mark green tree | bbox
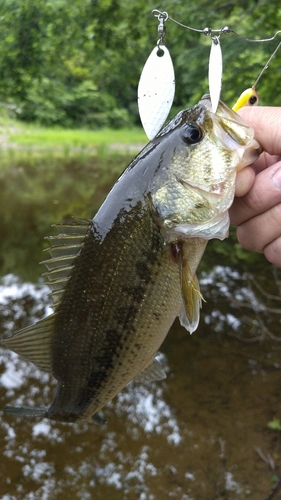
[0,0,280,127]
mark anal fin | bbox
[91,413,107,424]
[134,356,166,383]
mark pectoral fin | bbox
[179,252,204,334]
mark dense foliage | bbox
[0,0,281,127]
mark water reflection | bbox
[201,265,281,341]
[0,273,52,334]
[1,267,281,499]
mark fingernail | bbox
[271,167,281,190]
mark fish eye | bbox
[181,123,203,144]
[249,95,258,105]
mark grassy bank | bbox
[0,119,147,157]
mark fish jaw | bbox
[201,94,262,168]
[197,95,261,170]
[169,212,230,241]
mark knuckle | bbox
[236,224,262,253]
[264,237,281,267]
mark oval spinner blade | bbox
[138,45,175,140]
[208,38,222,114]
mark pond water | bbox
[1,264,281,500]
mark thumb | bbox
[239,106,281,156]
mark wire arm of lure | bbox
[152,9,212,34]
[232,29,281,43]
[152,9,281,43]
[253,39,281,87]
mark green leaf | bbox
[267,418,281,431]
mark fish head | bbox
[151,94,261,242]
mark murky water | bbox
[1,266,281,500]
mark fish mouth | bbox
[200,94,262,166]
[176,174,228,197]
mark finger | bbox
[250,152,281,174]
[230,162,281,226]
[264,236,281,268]
[234,166,255,197]
[238,106,281,156]
[236,202,281,253]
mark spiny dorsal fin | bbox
[4,314,56,372]
[41,218,91,307]
[134,356,166,383]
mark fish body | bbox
[4,96,260,422]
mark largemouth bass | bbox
[4,96,260,422]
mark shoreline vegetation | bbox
[0,117,147,157]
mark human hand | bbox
[229,106,281,267]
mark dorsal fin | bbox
[41,218,90,307]
[4,314,56,372]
